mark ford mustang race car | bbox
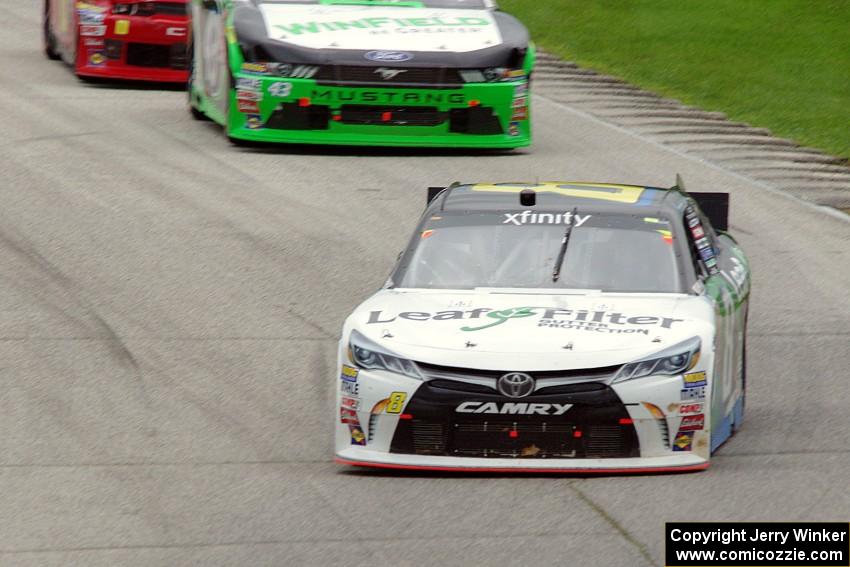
[335,180,751,473]
[188,0,533,147]
[44,0,190,82]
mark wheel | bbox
[43,1,61,60]
[187,45,209,121]
[732,325,747,433]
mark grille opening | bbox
[340,105,445,127]
[126,42,187,69]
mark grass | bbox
[501,0,850,160]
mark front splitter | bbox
[336,448,709,474]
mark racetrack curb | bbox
[533,51,850,215]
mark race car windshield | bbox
[263,0,489,7]
[395,213,682,292]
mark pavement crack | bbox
[570,484,654,566]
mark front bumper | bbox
[335,364,712,473]
[75,14,189,82]
[225,75,531,148]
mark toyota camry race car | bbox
[44,0,190,82]
[335,180,751,473]
[188,0,533,147]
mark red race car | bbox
[44,0,189,82]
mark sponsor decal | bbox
[508,121,520,136]
[245,115,264,129]
[514,82,528,96]
[76,1,105,11]
[365,51,413,63]
[77,0,106,23]
[678,413,705,432]
[371,399,389,415]
[683,371,707,388]
[672,431,694,451]
[349,423,366,446]
[512,96,528,108]
[691,225,705,239]
[695,237,710,250]
[88,51,105,66]
[236,77,262,91]
[311,89,465,105]
[114,20,130,35]
[259,5,500,53]
[339,407,359,424]
[237,100,260,114]
[166,27,187,37]
[268,81,293,98]
[340,365,359,383]
[699,247,715,262]
[241,62,270,75]
[341,396,360,410]
[78,11,105,24]
[84,38,104,48]
[367,307,684,333]
[275,18,490,39]
[80,24,106,37]
[456,401,573,416]
[237,89,262,102]
[340,381,359,396]
[511,107,528,121]
[681,386,706,401]
[680,387,706,401]
[502,210,591,227]
[521,444,542,457]
[679,402,704,415]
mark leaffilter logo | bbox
[461,307,541,332]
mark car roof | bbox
[434,182,689,216]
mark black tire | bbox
[187,44,209,121]
[43,1,61,61]
[733,324,747,433]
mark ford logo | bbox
[365,50,413,63]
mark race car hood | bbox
[233,3,529,68]
[346,289,715,371]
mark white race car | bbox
[335,180,750,473]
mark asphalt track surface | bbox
[1,3,849,566]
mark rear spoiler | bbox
[672,174,729,232]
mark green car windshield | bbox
[394,212,683,293]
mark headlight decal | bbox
[613,336,701,383]
[349,330,423,380]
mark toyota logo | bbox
[497,372,535,398]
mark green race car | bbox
[188,0,534,148]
